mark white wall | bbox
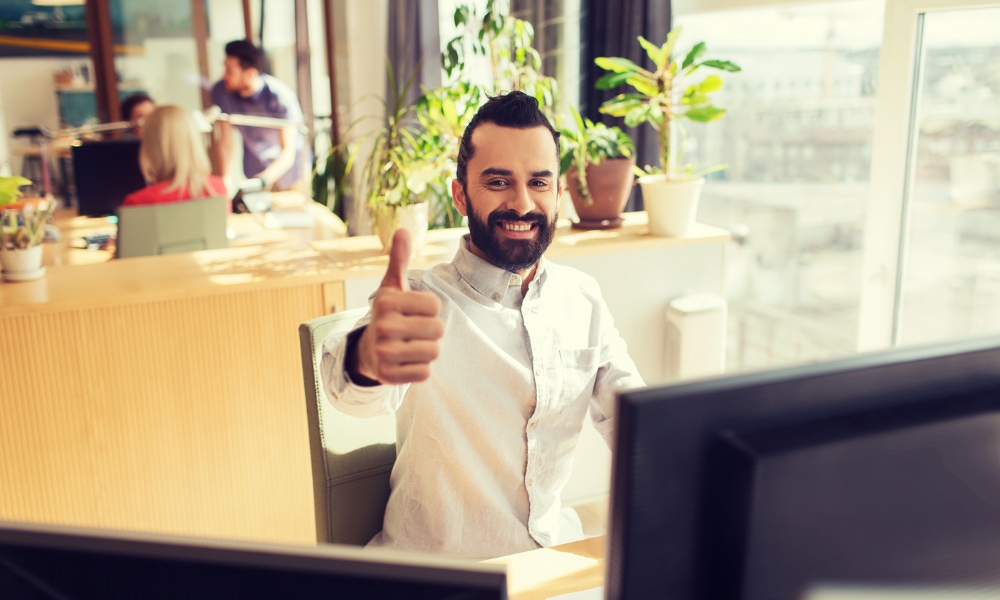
[344,0,388,235]
[0,57,86,174]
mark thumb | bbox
[381,228,412,292]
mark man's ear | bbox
[452,179,469,217]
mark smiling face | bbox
[452,123,562,276]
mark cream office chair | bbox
[115,196,228,258]
[298,308,397,545]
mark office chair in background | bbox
[116,196,229,258]
[298,308,397,545]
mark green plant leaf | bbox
[623,105,650,127]
[662,27,682,61]
[559,151,574,176]
[684,106,727,122]
[699,59,741,72]
[571,105,586,136]
[595,56,642,74]
[693,74,723,93]
[595,71,632,90]
[598,93,644,117]
[681,42,706,70]
[681,93,711,106]
[638,35,668,69]
[625,75,659,96]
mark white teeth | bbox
[502,222,532,232]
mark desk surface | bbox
[310,211,731,280]
[3,212,728,317]
[488,536,605,600]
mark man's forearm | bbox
[213,123,234,177]
[256,144,297,186]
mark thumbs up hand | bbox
[352,228,444,385]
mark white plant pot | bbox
[376,202,429,255]
[638,175,705,237]
[0,244,45,282]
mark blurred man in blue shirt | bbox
[211,40,308,191]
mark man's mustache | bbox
[487,210,547,227]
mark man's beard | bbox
[467,202,557,272]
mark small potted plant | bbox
[360,64,445,254]
[0,176,54,281]
[595,27,740,236]
[560,106,636,229]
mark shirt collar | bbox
[453,234,549,303]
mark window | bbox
[674,0,885,370]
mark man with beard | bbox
[320,91,643,558]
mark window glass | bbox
[674,0,884,371]
[112,0,203,113]
[898,7,1000,345]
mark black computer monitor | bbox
[607,335,1000,600]
[71,139,147,217]
[0,521,506,600]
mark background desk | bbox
[1,215,727,545]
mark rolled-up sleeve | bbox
[319,318,410,419]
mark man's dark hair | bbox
[225,40,265,72]
[120,93,153,122]
[456,91,560,190]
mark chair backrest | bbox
[298,308,396,545]
[116,196,229,258]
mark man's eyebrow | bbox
[531,170,555,178]
[480,168,513,177]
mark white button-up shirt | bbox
[320,235,644,558]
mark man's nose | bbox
[507,183,535,216]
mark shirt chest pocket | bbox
[557,347,600,406]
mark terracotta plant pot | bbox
[565,156,636,230]
[375,202,429,255]
[638,175,705,237]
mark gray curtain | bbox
[582,0,670,211]
[386,0,441,112]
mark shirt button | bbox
[534,367,542,377]
[527,478,534,486]
[529,422,537,431]
[510,276,518,284]
[492,293,501,302]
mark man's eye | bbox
[488,180,508,187]
[531,180,550,187]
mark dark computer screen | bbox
[607,335,1000,600]
[0,521,507,600]
[71,139,146,217]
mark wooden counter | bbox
[1,213,728,546]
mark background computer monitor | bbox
[0,521,506,599]
[607,335,1000,600]
[71,139,146,217]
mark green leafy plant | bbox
[358,62,447,228]
[312,137,358,221]
[595,27,740,180]
[415,82,485,229]
[443,0,558,117]
[559,107,635,206]
[0,176,55,249]
[0,175,31,208]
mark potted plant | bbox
[595,27,740,236]
[0,176,54,281]
[560,107,636,229]
[360,64,446,254]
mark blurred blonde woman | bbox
[122,105,228,208]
